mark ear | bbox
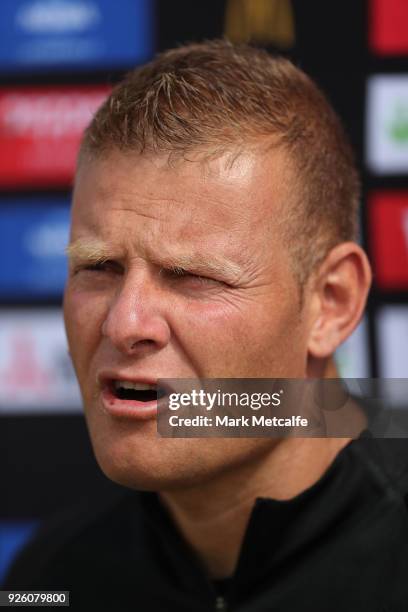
[306,242,372,360]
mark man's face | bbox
[63,148,313,490]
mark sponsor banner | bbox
[377,306,408,379]
[335,317,370,378]
[0,86,110,187]
[0,0,153,73]
[377,306,408,407]
[369,192,408,289]
[366,75,408,175]
[0,521,39,584]
[370,0,408,55]
[0,310,82,413]
[0,199,70,299]
[224,0,295,48]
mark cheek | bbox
[63,286,108,370]
[169,295,302,376]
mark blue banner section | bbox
[0,521,39,585]
[0,199,70,299]
[0,0,153,73]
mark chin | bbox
[86,411,276,492]
[95,455,222,493]
[96,461,176,492]
[89,434,209,492]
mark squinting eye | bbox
[160,267,216,285]
[74,260,122,274]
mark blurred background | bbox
[1,0,407,583]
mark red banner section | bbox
[0,309,82,413]
[0,86,110,188]
[369,192,408,289]
[370,0,408,55]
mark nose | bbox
[101,271,171,357]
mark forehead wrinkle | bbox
[111,207,163,223]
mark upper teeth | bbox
[114,381,156,391]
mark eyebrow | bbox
[65,238,243,282]
[65,238,115,263]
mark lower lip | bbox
[100,385,160,420]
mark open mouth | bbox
[111,381,167,403]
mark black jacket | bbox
[4,436,408,611]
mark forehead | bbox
[71,148,292,262]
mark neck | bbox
[159,436,351,579]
